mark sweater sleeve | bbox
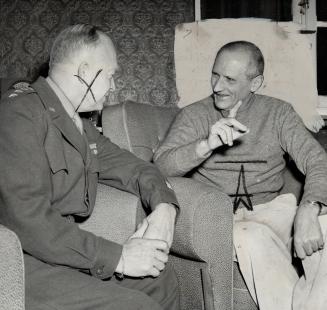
[278,103,327,206]
[153,108,210,176]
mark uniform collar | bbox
[46,76,77,120]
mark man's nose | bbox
[213,77,224,92]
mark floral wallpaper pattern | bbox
[0,0,194,105]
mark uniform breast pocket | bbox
[44,130,68,174]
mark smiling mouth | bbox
[214,93,230,99]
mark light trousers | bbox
[234,193,327,310]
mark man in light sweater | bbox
[154,41,327,310]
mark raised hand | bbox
[209,100,248,148]
[208,117,248,148]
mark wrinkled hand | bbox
[116,237,169,277]
[294,203,324,259]
[208,100,249,149]
[115,204,176,277]
[141,203,177,249]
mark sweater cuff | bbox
[90,237,122,280]
[300,192,327,210]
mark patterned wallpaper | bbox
[0,0,194,105]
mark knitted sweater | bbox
[154,94,327,207]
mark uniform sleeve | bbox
[0,101,122,280]
[153,108,210,176]
[278,103,327,206]
[86,122,179,211]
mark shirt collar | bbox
[46,77,77,119]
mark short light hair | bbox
[216,41,265,79]
[49,24,103,70]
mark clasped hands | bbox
[115,203,176,278]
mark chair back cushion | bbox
[102,101,179,161]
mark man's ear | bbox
[250,75,264,93]
[77,61,89,81]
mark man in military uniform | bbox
[0,24,180,310]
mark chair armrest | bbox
[168,177,234,310]
[79,183,142,244]
[0,224,25,310]
[82,180,234,261]
[168,177,233,261]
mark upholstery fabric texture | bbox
[79,183,141,244]
[0,225,25,310]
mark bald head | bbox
[215,41,264,79]
[49,24,116,73]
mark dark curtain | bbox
[202,0,292,21]
[317,27,327,95]
[317,0,327,21]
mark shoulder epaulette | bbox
[6,81,35,99]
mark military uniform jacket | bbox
[0,77,178,279]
